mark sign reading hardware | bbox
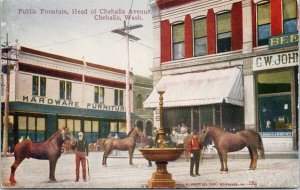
[253,51,298,71]
[269,33,298,49]
[22,96,125,112]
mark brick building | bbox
[145,0,299,151]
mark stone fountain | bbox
[139,89,184,188]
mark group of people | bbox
[58,126,202,181]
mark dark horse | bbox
[200,125,265,173]
[9,127,71,184]
[102,127,144,166]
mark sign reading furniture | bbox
[253,51,298,71]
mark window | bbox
[194,18,207,56]
[66,81,72,99]
[110,122,118,132]
[18,116,46,142]
[60,81,72,99]
[94,87,99,103]
[136,94,143,109]
[32,76,46,96]
[114,89,124,106]
[114,89,119,106]
[119,122,126,133]
[217,12,231,53]
[40,77,46,96]
[172,23,185,60]
[58,118,81,137]
[283,0,297,34]
[257,70,292,133]
[257,71,291,94]
[32,76,39,96]
[257,3,270,46]
[119,90,123,106]
[60,81,65,99]
[94,86,105,104]
[84,120,99,143]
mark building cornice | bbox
[152,46,299,74]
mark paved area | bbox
[1,151,299,188]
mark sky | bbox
[1,0,154,76]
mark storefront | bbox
[1,99,128,151]
[253,50,298,150]
[145,67,244,133]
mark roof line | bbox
[20,46,133,75]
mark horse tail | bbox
[257,133,265,159]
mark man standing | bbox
[146,136,155,167]
[189,133,202,177]
[73,132,89,182]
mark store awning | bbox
[144,67,243,108]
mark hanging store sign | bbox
[22,96,125,112]
[253,51,298,71]
[269,33,298,49]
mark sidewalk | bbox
[108,148,299,159]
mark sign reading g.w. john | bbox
[253,51,298,71]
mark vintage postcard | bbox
[0,0,299,189]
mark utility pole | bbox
[1,34,20,156]
[111,21,143,134]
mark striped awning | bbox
[144,67,243,108]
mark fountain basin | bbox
[139,148,184,162]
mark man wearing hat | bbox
[73,131,89,182]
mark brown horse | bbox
[200,125,265,173]
[102,127,144,166]
[9,127,71,184]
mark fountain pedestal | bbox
[148,161,175,188]
[139,148,184,188]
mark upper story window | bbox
[283,0,297,34]
[114,89,124,106]
[257,2,270,46]
[172,23,185,60]
[217,12,232,53]
[94,86,104,104]
[194,18,207,56]
[136,94,143,109]
[60,80,72,99]
[32,76,46,96]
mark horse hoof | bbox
[10,179,16,185]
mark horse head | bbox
[200,125,213,148]
[62,127,71,141]
[128,127,144,141]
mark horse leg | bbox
[217,151,224,172]
[251,149,259,170]
[102,151,106,165]
[247,146,254,170]
[9,157,24,184]
[129,149,133,165]
[223,153,228,173]
[49,159,58,181]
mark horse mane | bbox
[208,125,225,132]
[126,127,136,137]
[46,129,63,141]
